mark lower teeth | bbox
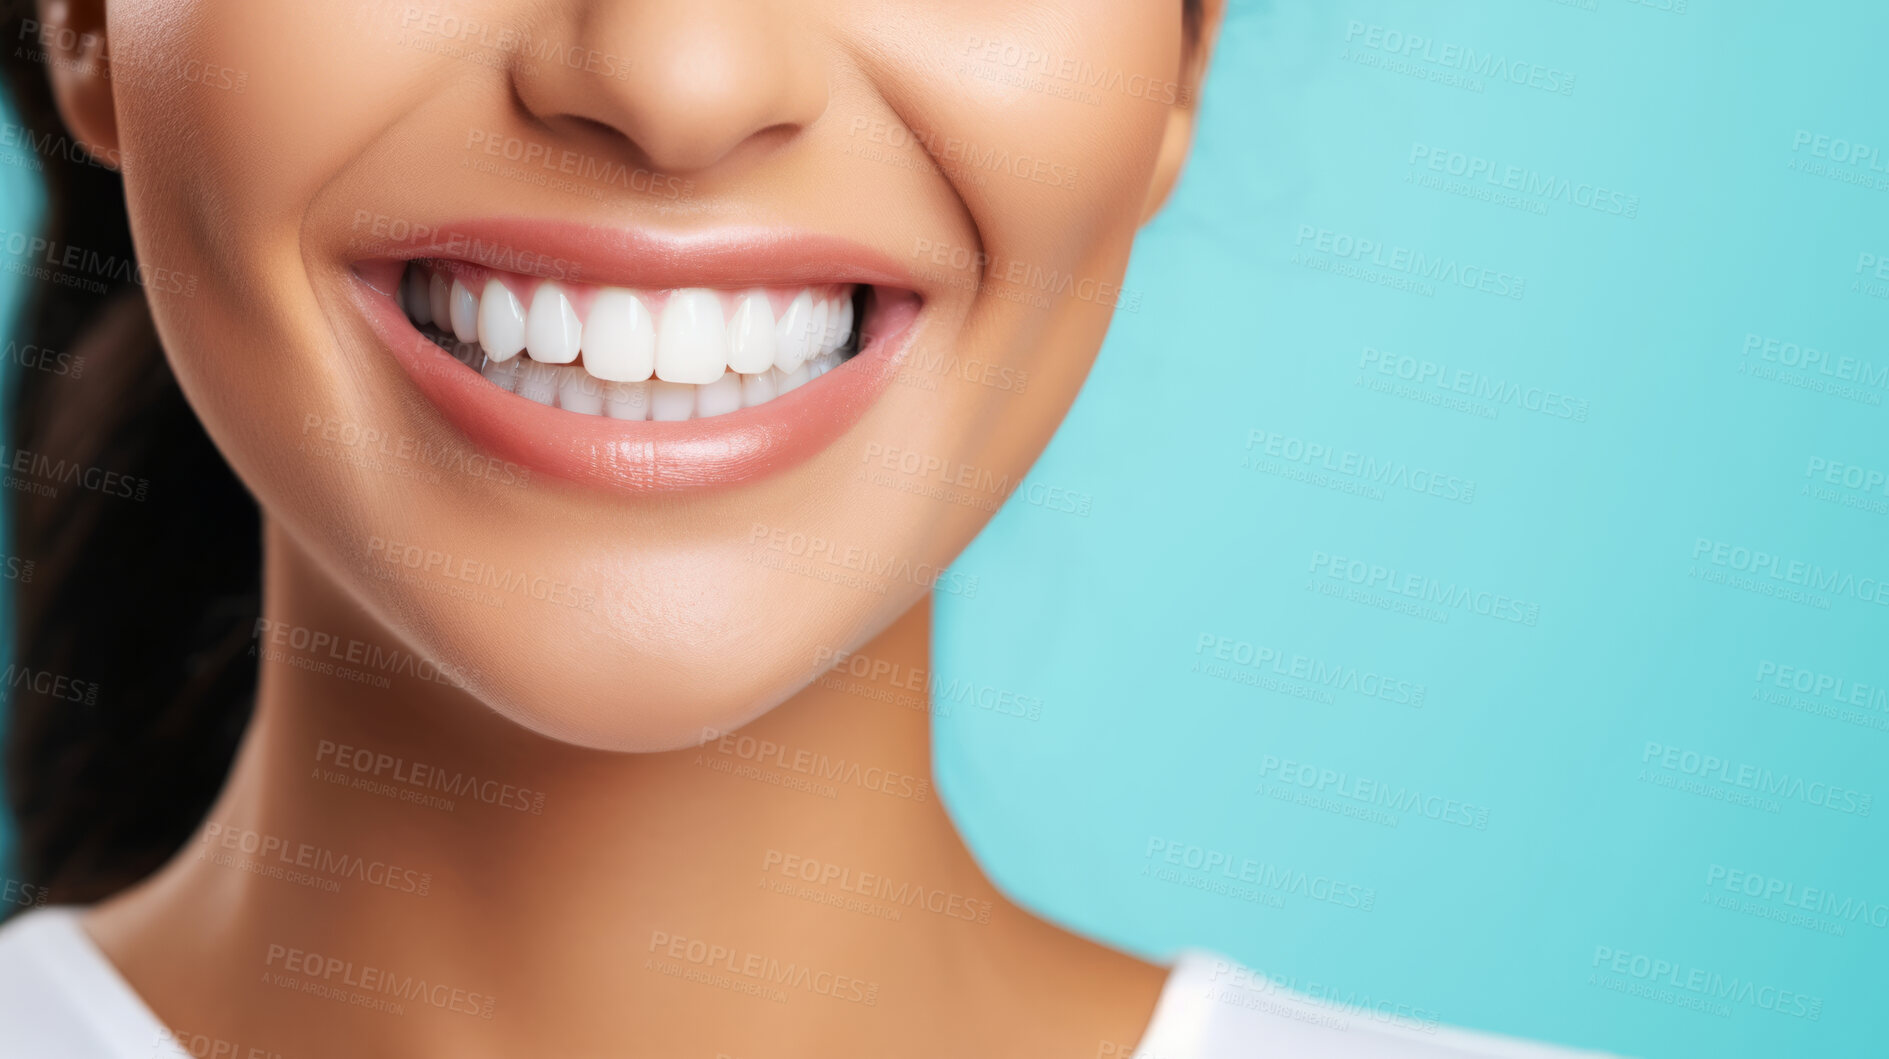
[421,326,854,421]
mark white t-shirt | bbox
[0,908,1620,1058]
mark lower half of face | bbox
[110,0,1182,749]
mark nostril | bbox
[567,115,623,141]
[502,5,828,179]
[740,123,805,156]
[528,112,797,180]
[532,112,657,164]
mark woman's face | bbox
[55,0,1203,749]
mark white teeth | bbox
[580,289,656,382]
[449,278,480,343]
[603,380,651,420]
[405,268,433,326]
[656,288,728,384]
[807,300,831,362]
[820,297,846,351]
[832,298,854,352]
[406,270,866,421]
[726,290,777,375]
[740,370,776,408]
[526,283,582,365]
[477,279,527,363]
[648,380,697,421]
[557,367,604,414]
[773,290,816,373]
[695,372,743,418]
[428,273,451,329]
[516,359,560,406]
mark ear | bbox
[1139,0,1224,225]
[36,0,121,169]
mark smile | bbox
[400,263,866,421]
[354,221,925,492]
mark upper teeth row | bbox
[400,264,856,385]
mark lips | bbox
[351,222,923,492]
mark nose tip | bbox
[512,4,828,176]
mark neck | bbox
[89,521,1164,1058]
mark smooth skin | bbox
[37,0,1222,1054]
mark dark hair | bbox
[1,8,260,906]
[0,0,1207,906]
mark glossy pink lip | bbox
[350,222,922,493]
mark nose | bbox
[511,0,829,175]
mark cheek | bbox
[925,3,1179,241]
[116,0,430,172]
[108,2,447,482]
[899,4,1178,358]
[793,7,1184,584]
[113,1,433,296]
[884,105,1170,503]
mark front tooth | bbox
[557,367,604,414]
[404,267,433,326]
[449,279,480,343]
[526,283,582,364]
[740,370,776,408]
[480,357,520,392]
[428,273,451,329]
[726,291,777,374]
[603,380,651,420]
[477,278,527,363]
[581,289,655,382]
[656,289,728,384]
[649,380,697,421]
[773,290,816,373]
[695,373,742,418]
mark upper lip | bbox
[351,217,924,294]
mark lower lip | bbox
[355,277,915,493]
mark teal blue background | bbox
[5,3,1886,1056]
[932,2,1887,1058]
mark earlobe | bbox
[37,0,122,170]
[1138,0,1226,225]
